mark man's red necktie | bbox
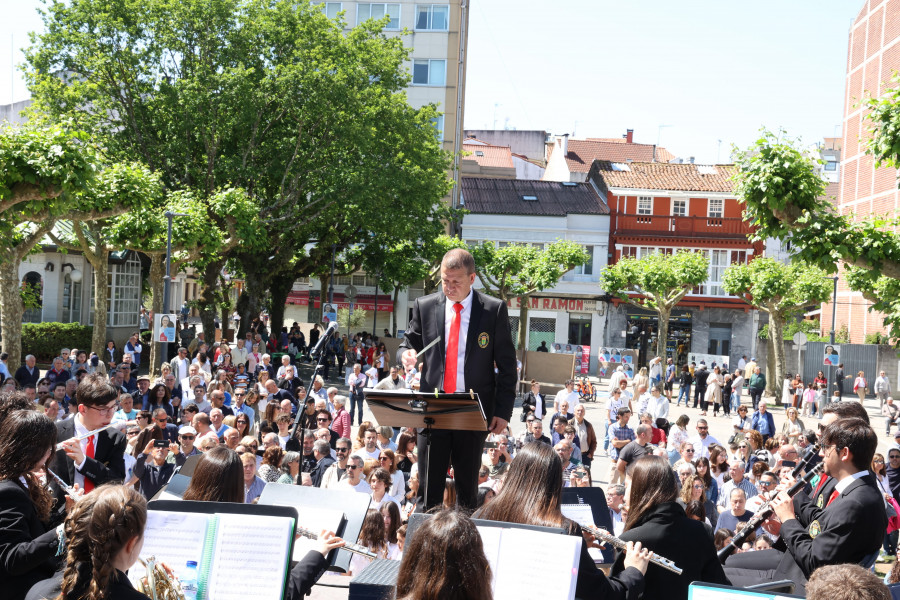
[826,490,839,507]
[444,303,463,392]
[83,435,95,493]
[813,474,829,498]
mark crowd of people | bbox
[2,318,899,600]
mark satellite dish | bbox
[792,332,808,346]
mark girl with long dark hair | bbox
[182,446,244,504]
[611,456,729,600]
[473,442,649,599]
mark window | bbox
[62,271,82,324]
[708,198,724,218]
[357,3,400,29]
[89,254,141,327]
[352,274,366,286]
[574,246,594,275]
[412,59,447,85]
[320,2,342,19]
[824,161,838,171]
[415,4,449,30]
[22,271,43,324]
[637,196,652,215]
[522,195,538,201]
[335,276,352,286]
[672,199,687,217]
[707,249,729,296]
[430,115,444,141]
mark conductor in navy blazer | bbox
[398,248,517,510]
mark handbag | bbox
[887,497,900,534]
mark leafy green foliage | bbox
[757,320,827,342]
[22,322,92,362]
[20,280,42,311]
[471,240,589,301]
[600,250,709,358]
[338,307,368,330]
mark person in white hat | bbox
[169,424,202,467]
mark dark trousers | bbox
[417,427,488,511]
[750,388,764,410]
[349,394,365,426]
[694,387,705,408]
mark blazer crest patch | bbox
[809,520,821,539]
[477,332,489,348]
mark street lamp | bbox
[825,276,839,404]
[162,212,189,365]
[328,244,336,306]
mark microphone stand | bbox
[289,325,338,473]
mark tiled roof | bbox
[590,161,737,193]
[460,177,609,216]
[462,141,514,169]
[553,139,676,172]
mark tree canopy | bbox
[25,0,453,337]
[600,251,709,359]
[722,257,832,392]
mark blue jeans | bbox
[676,385,691,405]
[731,392,741,412]
[349,394,365,426]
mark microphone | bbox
[310,321,338,357]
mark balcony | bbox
[615,214,753,239]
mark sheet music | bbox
[476,526,503,592]
[206,513,294,600]
[484,527,581,600]
[560,503,595,528]
[292,507,345,561]
[132,511,209,578]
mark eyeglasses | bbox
[87,404,118,416]
[874,459,885,464]
[890,455,900,460]
[684,449,695,453]
[336,447,349,453]
[692,484,704,490]
[697,426,708,431]
[316,417,329,422]
[180,435,195,440]
[822,444,838,455]
[759,480,775,487]
[738,445,748,449]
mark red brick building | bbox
[588,161,762,366]
[825,0,900,342]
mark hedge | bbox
[22,322,93,362]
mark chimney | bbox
[689,156,695,164]
[625,129,634,144]
[559,134,569,156]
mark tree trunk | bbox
[0,259,25,370]
[769,309,787,400]
[392,285,401,336]
[518,297,529,352]
[656,304,671,361]
[90,252,110,357]
[765,320,777,396]
[196,261,223,340]
[147,254,165,376]
[268,274,294,337]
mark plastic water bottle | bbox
[181,561,198,600]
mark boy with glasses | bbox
[49,374,127,503]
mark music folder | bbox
[364,389,487,431]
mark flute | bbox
[295,526,377,559]
[579,524,682,575]
[717,461,824,563]
[56,424,114,450]
[46,467,80,500]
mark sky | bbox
[2,1,864,164]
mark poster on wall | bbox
[597,347,637,380]
[550,342,590,374]
[322,303,338,325]
[687,353,730,370]
[823,344,840,366]
[154,314,177,343]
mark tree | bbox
[0,123,148,368]
[600,251,710,360]
[733,129,900,340]
[722,258,832,394]
[469,241,589,350]
[25,0,452,339]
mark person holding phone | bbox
[127,438,176,500]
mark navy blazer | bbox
[397,289,517,423]
[0,480,60,600]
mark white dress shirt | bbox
[72,414,98,490]
[443,289,473,393]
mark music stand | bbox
[365,389,487,508]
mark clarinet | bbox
[579,524,683,574]
[717,461,824,563]
[295,526,377,559]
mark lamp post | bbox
[162,212,189,365]
[825,276,839,407]
[372,269,381,334]
[328,244,336,306]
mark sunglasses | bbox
[336,447,349,453]
[316,418,329,422]
[697,426,708,430]
[379,457,391,461]
[684,449,695,453]
[346,465,358,470]
[180,435,195,440]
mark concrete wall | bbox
[463,129,548,160]
[0,100,32,125]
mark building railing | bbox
[616,214,753,238]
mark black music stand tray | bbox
[365,389,487,508]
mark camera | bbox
[153,439,169,448]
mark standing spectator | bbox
[875,371,892,407]
[853,371,869,404]
[241,451,266,503]
[554,380,579,414]
[834,363,845,399]
[338,456,372,494]
[648,356,663,387]
[549,399,574,427]
[525,420,551,445]
[616,424,653,479]
[347,363,368,426]
[645,386,670,433]
[521,380,547,423]
[730,369,744,414]
[128,438,176,500]
[14,354,40,389]
[748,366,766,411]
[715,488,752,531]
[321,438,352,489]
[607,484,627,536]
[667,415,691,465]
[331,395,352,439]
[570,404,597,470]
[676,365,692,407]
[750,401,776,443]
[717,461,757,512]
[124,332,143,369]
[704,366,723,417]
[607,407,635,485]
[688,418,719,459]
[693,363,709,410]
[664,358,676,401]
[310,440,336,487]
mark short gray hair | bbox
[313,440,330,455]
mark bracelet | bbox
[55,524,66,557]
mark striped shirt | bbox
[608,423,635,461]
